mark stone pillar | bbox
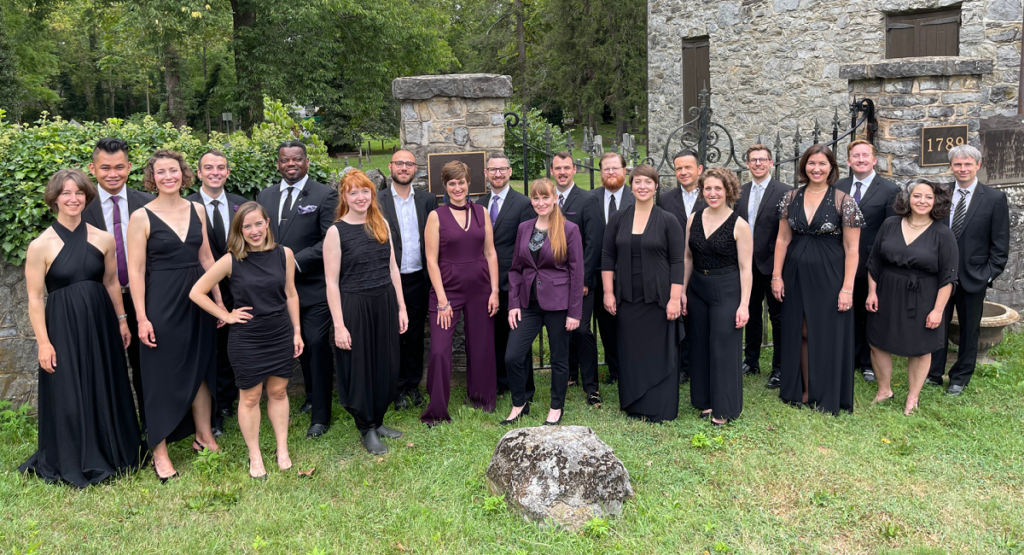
[0,259,37,408]
[392,73,513,188]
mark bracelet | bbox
[771,277,782,281]
[117,314,127,320]
[841,289,852,294]
[437,302,451,311]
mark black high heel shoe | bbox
[152,463,179,484]
[500,402,530,426]
[544,410,563,426]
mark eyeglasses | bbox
[748,157,771,165]
[601,167,624,173]
[486,167,512,174]
[390,161,418,168]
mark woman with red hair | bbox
[324,170,409,454]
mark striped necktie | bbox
[951,188,968,239]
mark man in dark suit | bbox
[480,152,536,398]
[836,140,900,383]
[656,149,704,384]
[377,149,437,410]
[591,152,634,387]
[735,144,792,389]
[185,149,248,437]
[928,144,1010,396]
[551,152,604,405]
[256,141,338,438]
[84,137,155,431]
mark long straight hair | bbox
[529,178,568,263]
[336,169,389,244]
[227,201,277,260]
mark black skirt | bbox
[228,308,295,390]
[617,277,680,423]
[335,285,400,433]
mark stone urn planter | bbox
[949,301,1020,364]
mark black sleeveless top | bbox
[229,246,288,316]
[46,222,105,293]
[336,221,392,292]
[689,208,739,271]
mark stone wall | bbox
[0,259,36,408]
[990,186,1024,309]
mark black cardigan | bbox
[601,205,686,308]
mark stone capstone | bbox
[392,74,513,101]
[485,426,634,531]
[839,57,995,81]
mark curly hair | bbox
[143,149,195,193]
[698,167,741,207]
[893,178,952,221]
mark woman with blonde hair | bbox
[324,169,409,454]
[500,178,583,426]
[190,201,302,479]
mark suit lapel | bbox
[754,181,777,228]
[85,198,107,231]
[279,187,307,240]
[737,184,751,221]
[494,191,514,228]
[382,189,403,246]
[266,186,283,238]
[858,178,884,207]
[962,183,985,232]
[562,187,580,214]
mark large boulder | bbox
[485,426,633,531]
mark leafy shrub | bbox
[503,102,569,181]
[0,98,334,265]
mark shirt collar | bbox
[98,185,128,203]
[280,174,309,192]
[854,171,876,188]
[606,187,623,200]
[490,185,510,202]
[682,187,699,199]
[391,184,414,203]
[751,176,771,190]
[200,187,225,205]
[558,183,576,199]
[956,178,978,196]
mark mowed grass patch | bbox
[1,332,1023,554]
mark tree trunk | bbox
[203,45,211,136]
[230,0,263,130]
[163,43,186,128]
[515,0,527,108]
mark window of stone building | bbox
[681,37,710,121]
[886,7,961,58]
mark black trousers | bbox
[688,271,744,420]
[678,314,691,376]
[506,300,570,409]
[211,324,237,428]
[397,272,429,395]
[929,285,986,388]
[851,275,873,370]
[743,265,782,372]
[594,282,620,380]
[299,302,334,426]
[567,289,599,395]
[495,290,534,399]
[123,287,145,426]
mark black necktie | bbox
[951,189,968,239]
[280,186,295,224]
[608,194,617,221]
[210,199,226,251]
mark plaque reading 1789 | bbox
[920,125,968,167]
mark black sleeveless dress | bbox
[687,209,744,420]
[334,221,400,434]
[19,222,144,487]
[140,207,217,445]
[227,246,294,389]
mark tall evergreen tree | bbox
[0,4,21,121]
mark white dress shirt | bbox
[603,187,624,223]
[392,185,422,274]
[851,171,876,201]
[277,174,309,223]
[681,187,700,216]
[488,185,510,220]
[97,186,130,258]
[200,188,230,244]
[949,178,978,228]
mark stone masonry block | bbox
[401,102,418,121]
[890,94,939,107]
[469,128,505,149]
[466,98,507,114]
[928,106,956,118]
[454,127,469,146]
[465,113,492,127]
[941,91,988,105]
[884,79,915,94]
[392,74,513,101]
[877,108,927,120]
[888,122,925,138]
[403,122,424,145]
[427,98,466,120]
[428,122,454,144]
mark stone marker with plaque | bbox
[920,125,969,167]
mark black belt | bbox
[695,266,738,275]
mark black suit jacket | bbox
[185,191,247,308]
[657,186,706,231]
[82,186,155,232]
[837,175,900,278]
[559,184,604,288]
[256,179,339,306]
[944,181,1010,294]
[591,185,636,225]
[377,184,438,279]
[480,187,535,292]
[736,178,793,276]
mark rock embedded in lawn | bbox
[485,426,633,531]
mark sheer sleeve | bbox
[935,225,959,289]
[778,189,798,220]
[836,190,865,228]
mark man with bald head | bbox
[378,150,437,409]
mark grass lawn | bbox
[2,331,1023,554]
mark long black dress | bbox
[227,246,294,390]
[140,207,217,445]
[777,187,864,415]
[867,217,958,357]
[687,209,744,421]
[19,222,144,487]
[334,222,400,434]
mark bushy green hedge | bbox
[0,99,334,265]
[503,103,569,181]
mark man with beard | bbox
[378,150,437,409]
[550,152,604,405]
[591,152,634,386]
[657,149,705,384]
[185,149,247,436]
[256,141,338,439]
[479,152,535,397]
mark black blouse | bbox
[601,205,686,307]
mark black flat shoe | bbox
[152,463,179,484]
[409,389,425,407]
[500,403,530,426]
[361,429,388,455]
[376,425,403,439]
[544,410,563,426]
[742,363,760,376]
[306,423,329,439]
[248,459,268,481]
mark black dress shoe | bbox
[765,370,781,389]
[393,393,411,411]
[376,425,403,439]
[306,423,329,439]
[408,389,425,407]
[500,403,530,426]
[361,429,388,454]
[603,374,618,385]
[211,426,224,439]
[926,376,944,386]
[587,392,603,406]
[946,384,964,396]
[742,363,760,376]
[298,400,314,414]
[862,368,877,382]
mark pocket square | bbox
[297,205,317,215]
[566,211,577,215]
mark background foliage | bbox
[0,98,332,265]
[503,102,569,180]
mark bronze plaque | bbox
[426,151,487,197]
[920,125,968,167]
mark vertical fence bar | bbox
[792,124,801,185]
[773,132,783,182]
[523,105,530,196]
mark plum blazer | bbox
[507,219,584,320]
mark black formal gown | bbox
[687,209,744,421]
[334,222,400,434]
[140,207,217,445]
[227,247,295,389]
[19,222,144,487]
[867,217,959,357]
[777,187,864,415]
